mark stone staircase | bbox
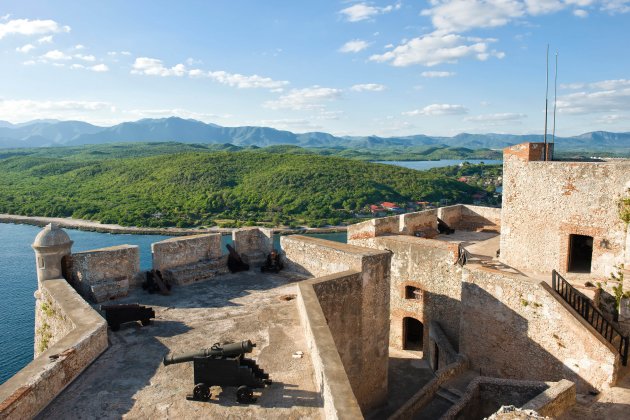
[413,370,478,420]
[162,256,229,286]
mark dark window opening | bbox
[405,286,422,300]
[568,234,593,273]
[403,317,423,350]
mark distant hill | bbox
[0,117,628,152]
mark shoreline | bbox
[0,214,347,236]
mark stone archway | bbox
[403,317,423,351]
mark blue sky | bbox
[0,1,629,136]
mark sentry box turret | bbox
[163,340,271,404]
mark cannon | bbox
[100,303,155,331]
[163,340,271,403]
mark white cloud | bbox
[131,57,187,77]
[120,51,132,56]
[0,99,113,122]
[90,64,109,72]
[556,78,630,114]
[350,83,386,92]
[421,0,525,33]
[601,0,630,13]
[0,19,69,40]
[23,60,36,66]
[465,112,527,122]
[370,32,503,66]
[560,82,585,89]
[573,8,589,16]
[16,44,35,53]
[43,49,72,60]
[132,57,288,89]
[339,39,370,53]
[421,70,456,77]
[205,70,289,89]
[596,114,624,123]
[74,44,85,50]
[1,14,10,21]
[339,2,401,22]
[258,118,324,132]
[107,51,117,56]
[75,54,96,62]
[264,86,342,110]
[37,35,53,44]
[403,104,468,116]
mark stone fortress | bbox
[0,142,629,419]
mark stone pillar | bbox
[32,223,73,356]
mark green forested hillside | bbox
[0,147,486,228]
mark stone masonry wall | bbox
[152,233,222,271]
[357,235,462,356]
[68,245,140,302]
[438,205,501,232]
[282,235,391,413]
[0,279,107,419]
[501,144,630,278]
[34,286,74,357]
[460,264,620,392]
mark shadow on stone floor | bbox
[114,270,303,310]
[204,382,322,409]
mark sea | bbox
[0,222,345,384]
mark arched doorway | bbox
[403,317,423,350]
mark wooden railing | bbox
[552,270,628,366]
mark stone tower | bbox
[32,223,73,285]
[32,223,73,356]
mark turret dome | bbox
[32,223,72,248]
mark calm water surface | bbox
[375,159,502,170]
[0,223,345,384]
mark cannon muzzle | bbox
[163,340,256,366]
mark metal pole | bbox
[543,44,549,161]
[552,51,558,160]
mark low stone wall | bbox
[34,286,74,357]
[232,228,273,266]
[399,209,438,237]
[0,279,108,419]
[388,357,468,420]
[459,205,501,232]
[438,205,463,229]
[347,215,399,241]
[460,264,620,392]
[68,245,140,302]
[152,233,222,271]
[283,235,391,413]
[443,377,551,420]
[521,379,576,418]
[297,272,364,420]
[428,320,459,371]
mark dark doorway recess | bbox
[568,234,593,273]
[403,317,423,350]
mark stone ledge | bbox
[297,271,364,420]
[0,279,108,419]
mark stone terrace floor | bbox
[38,271,324,419]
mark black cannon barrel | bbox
[163,340,256,366]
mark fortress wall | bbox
[438,205,463,228]
[283,235,391,413]
[460,264,620,392]
[399,209,438,237]
[0,279,107,419]
[34,286,75,357]
[68,245,140,302]
[347,215,398,241]
[232,227,273,255]
[365,235,462,355]
[459,205,501,232]
[500,144,630,277]
[297,272,364,420]
[151,233,222,271]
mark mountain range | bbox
[0,117,628,152]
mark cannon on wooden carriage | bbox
[100,303,155,331]
[163,340,271,403]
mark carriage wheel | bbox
[193,383,211,401]
[236,385,254,403]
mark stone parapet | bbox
[151,234,222,271]
[67,245,140,303]
[0,279,107,419]
[283,235,391,413]
[297,271,364,420]
[232,228,273,267]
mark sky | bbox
[0,1,629,137]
